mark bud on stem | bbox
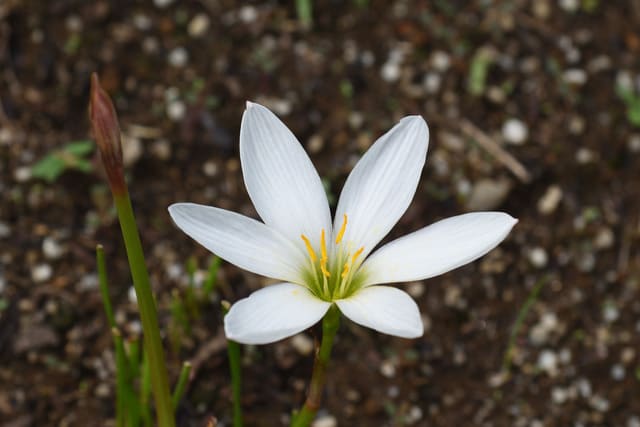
[89,73,126,194]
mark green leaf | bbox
[31,155,67,182]
[63,140,94,156]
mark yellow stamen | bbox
[341,262,350,278]
[320,229,328,262]
[335,214,348,244]
[300,234,317,262]
[351,246,364,264]
[321,264,331,278]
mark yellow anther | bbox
[300,234,317,262]
[320,229,328,262]
[351,246,364,264]
[335,214,348,244]
[321,263,331,278]
[341,262,350,278]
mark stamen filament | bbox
[300,234,317,262]
[320,229,328,262]
[335,214,348,244]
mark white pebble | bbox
[42,237,64,260]
[576,147,595,164]
[563,68,587,85]
[188,14,210,37]
[168,47,188,68]
[238,6,258,23]
[502,118,528,145]
[537,349,558,375]
[14,166,32,182]
[611,364,625,381]
[528,247,548,268]
[167,100,186,121]
[628,135,640,153]
[559,0,580,12]
[128,286,138,304]
[552,387,569,404]
[32,263,52,283]
[431,51,451,72]
[380,360,396,378]
[381,61,401,82]
[0,222,10,238]
[594,227,614,250]
[603,304,619,323]
[423,72,442,94]
[537,185,563,215]
[311,415,337,427]
[153,0,174,8]
[290,334,314,356]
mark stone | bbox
[537,185,563,215]
[502,119,528,145]
[466,179,511,210]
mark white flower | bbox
[169,102,517,344]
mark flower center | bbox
[300,214,366,301]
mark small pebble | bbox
[551,387,569,404]
[594,227,614,250]
[95,383,111,398]
[32,263,52,283]
[576,147,595,164]
[311,415,336,427]
[502,119,528,145]
[151,140,171,160]
[628,416,640,427]
[603,303,619,323]
[576,378,592,398]
[590,395,610,412]
[380,360,396,378]
[307,134,324,154]
[466,179,511,211]
[381,61,401,82]
[188,14,210,37]
[14,166,32,182]
[167,100,186,121]
[78,274,99,291]
[563,68,587,85]
[559,0,580,12]
[537,349,558,375]
[290,334,314,356]
[0,222,10,238]
[42,237,65,260]
[128,286,138,304]
[628,135,640,153]
[423,72,442,94]
[431,51,451,72]
[168,47,188,68]
[153,0,174,8]
[528,247,548,269]
[611,364,625,381]
[406,405,423,423]
[537,185,563,215]
[407,282,425,298]
[238,5,258,23]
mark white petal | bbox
[334,116,429,258]
[361,212,518,286]
[224,283,331,344]
[336,286,423,338]
[240,102,332,251]
[169,203,305,283]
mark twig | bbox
[458,119,532,183]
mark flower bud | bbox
[89,73,125,194]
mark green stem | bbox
[228,339,243,427]
[113,191,175,427]
[172,361,192,410]
[291,305,340,427]
[96,244,116,329]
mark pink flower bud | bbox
[89,73,125,194]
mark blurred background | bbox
[1,0,640,425]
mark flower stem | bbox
[113,191,175,427]
[291,305,340,427]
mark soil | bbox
[1,1,640,426]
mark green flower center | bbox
[300,214,367,301]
